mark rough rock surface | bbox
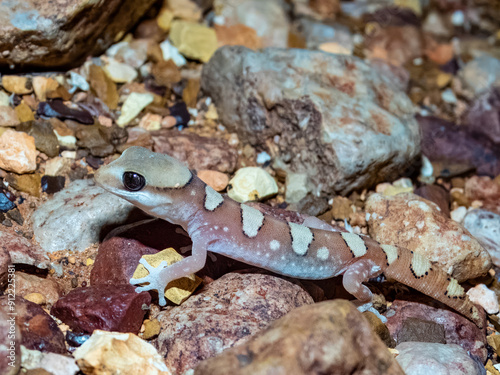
[153,272,314,374]
[31,179,135,253]
[464,176,500,214]
[366,193,491,281]
[202,46,420,195]
[152,130,238,173]
[194,300,404,375]
[463,209,500,267]
[0,0,156,70]
[14,272,62,306]
[51,284,151,334]
[386,299,487,362]
[20,346,79,375]
[464,87,500,146]
[0,229,49,269]
[396,342,483,375]
[0,296,66,354]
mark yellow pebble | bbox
[86,258,94,266]
[143,319,161,339]
[24,292,46,305]
[68,256,76,264]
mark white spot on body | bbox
[341,232,367,257]
[191,190,196,196]
[380,244,398,265]
[223,227,229,232]
[316,247,329,261]
[204,185,224,211]
[411,251,431,277]
[270,240,280,251]
[241,204,264,238]
[446,278,465,297]
[289,222,313,256]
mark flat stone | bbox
[366,193,491,281]
[20,346,79,375]
[103,58,138,83]
[17,120,60,157]
[0,129,37,173]
[15,102,35,122]
[0,296,66,354]
[51,284,151,334]
[31,179,134,253]
[0,0,156,69]
[169,21,218,63]
[194,300,403,375]
[32,77,60,101]
[117,92,154,127]
[414,184,450,217]
[5,173,41,197]
[15,272,63,306]
[466,284,499,315]
[88,65,119,110]
[0,106,20,127]
[197,170,229,191]
[202,47,420,195]
[0,229,49,270]
[152,130,238,173]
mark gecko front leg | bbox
[130,240,208,306]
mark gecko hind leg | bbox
[343,259,382,303]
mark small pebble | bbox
[23,292,47,305]
[117,92,154,127]
[467,284,499,314]
[2,75,32,94]
[197,170,229,191]
[142,319,161,340]
[228,167,278,202]
[161,115,177,129]
[139,113,162,131]
[159,40,187,66]
[103,58,138,83]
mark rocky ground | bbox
[0,0,500,374]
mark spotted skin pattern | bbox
[94,147,484,328]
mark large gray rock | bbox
[463,209,500,267]
[201,46,420,197]
[31,179,134,253]
[0,0,155,70]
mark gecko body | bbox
[95,146,483,327]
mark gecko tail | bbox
[381,245,484,329]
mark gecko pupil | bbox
[123,172,145,191]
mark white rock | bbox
[441,88,457,104]
[117,92,155,127]
[31,180,134,252]
[467,284,499,314]
[0,129,36,173]
[103,58,138,83]
[44,157,73,176]
[463,209,500,267]
[228,167,278,202]
[68,71,89,92]
[460,55,500,95]
[73,330,171,375]
[285,172,310,203]
[159,40,187,66]
[450,206,468,223]
[21,346,79,375]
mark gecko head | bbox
[94,146,193,211]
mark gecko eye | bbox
[123,172,146,191]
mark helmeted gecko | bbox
[94,146,483,327]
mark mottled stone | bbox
[396,342,483,375]
[0,296,66,354]
[464,87,500,146]
[463,209,500,266]
[152,130,238,173]
[0,129,37,173]
[154,273,314,373]
[0,0,156,69]
[459,55,500,95]
[51,284,151,334]
[464,176,500,214]
[366,193,491,281]
[15,272,63,306]
[31,179,134,253]
[194,300,403,375]
[0,106,20,127]
[466,284,499,315]
[37,100,93,125]
[202,47,420,195]
[17,120,60,157]
[20,346,79,375]
[386,299,486,362]
[1,76,32,94]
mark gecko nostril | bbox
[123,171,146,191]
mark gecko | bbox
[94,146,484,328]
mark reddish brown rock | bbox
[419,115,500,177]
[414,184,450,217]
[0,229,49,270]
[0,309,20,375]
[385,299,487,362]
[464,85,500,146]
[465,176,500,214]
[194,300,404,375]
[0,296,66,354]
[51,284,151,334]
[0,0,156,70]
[366,193,491,281]
[154,273,314,374]
[15,272,63,306]
[152,130,238,173]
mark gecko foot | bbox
[354,301,387,323]
[129,258,171,306]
